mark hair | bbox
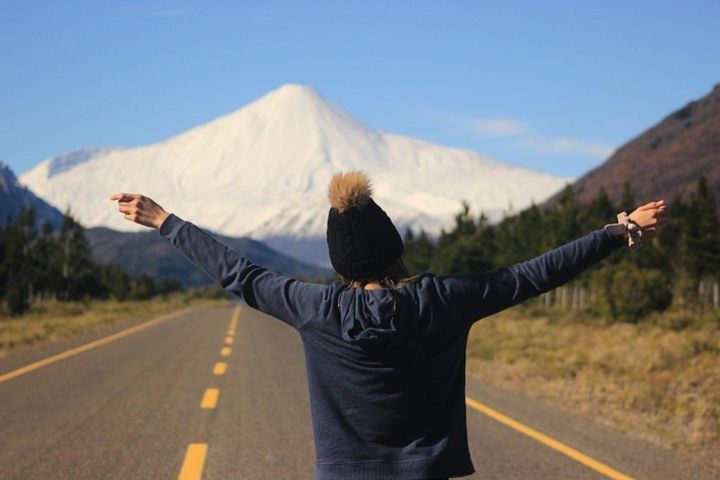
[341,258,420,289]
[341,258,422,320]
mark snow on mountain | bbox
[19,84,570,265]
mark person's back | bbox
[111,170,666,479]
[299,277,475,478]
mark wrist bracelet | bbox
[603,212,643,248]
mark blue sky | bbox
[2,0,719,179]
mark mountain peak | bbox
[19,85,569,265]
[268,83,320,98]
[248,83,326,111]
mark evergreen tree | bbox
[686,176,720,279]
[157,277,183,296]
[97,264,131,301]
[2,207,37,314]
[0,221,6,301]
[130,274,157,300]
[58,209,96,301]
[31,220,61,301]
[430,206,495,274]
[493,203,545,266]
[402,227,435,274]
[548,185,582,245]
[585,187,616,229]
[619,181,636,213]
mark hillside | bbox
[0,161,63,229]
[561,83,720,206]
[85,226,332,287]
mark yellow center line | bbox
[465,396,635,480]
[220,347,231,357]
[224,336,234,345]
[213,362,227,376]
[201,388,220,409]
[227,329,235,335]
[0,306,198,385]
[178,443,207,480]
[231,304,241,324]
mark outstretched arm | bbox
[109,193,330,329]
[440,200,668,324]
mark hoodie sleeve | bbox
[438,228,626,324]
[158,213,330,329]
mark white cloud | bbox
[514,135,615,159]
[464,118,527,137]
[432,113,526,137]
[430,112,614,159]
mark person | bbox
[110,171,666,480]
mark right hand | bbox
[628,200,667,241]
[109,192,170,230]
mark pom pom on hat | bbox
[328,171,373,213]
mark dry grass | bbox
[0,294,229,356]
[467,307,720,469]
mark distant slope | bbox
[20,84,569,265]
[85,227,332,287]
[554,83,720,206]
[0,161,63,229]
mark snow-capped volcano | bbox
[20,84,570,265]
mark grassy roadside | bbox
[0,290,230,356]
[467,307,720,469]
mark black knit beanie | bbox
[326,171,404,280]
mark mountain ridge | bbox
[0,161,64,229]
[19,84,570,265]
[547,83,720,208]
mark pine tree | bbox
[97,264,131,301]
[58,210,96,301]
[585,187,616,229]
[130,274,157,300]
[402,227,435,274]
[0,220,6,302]
[2,207,36,314]
[494,203,545,266]
[430,206,495,275]
[619,181,636,214]
[686,177,720,279]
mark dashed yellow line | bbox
[178,443,207,480]
[0,307,197,385]
[230,304,241,326]
[213,362,227,376]
[201,388,220,409]
[220,347,231,357]
[224,336,234,345]
[465,396,635,480]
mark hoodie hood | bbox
[337,286,407,349]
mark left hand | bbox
[628,200,668,241]
[110,192,170,230]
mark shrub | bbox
[589,262,671,323]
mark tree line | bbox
[403,177,720,323]
[0,207,183,316]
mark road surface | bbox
[0,304,715,479]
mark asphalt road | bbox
[0,304,716,479]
